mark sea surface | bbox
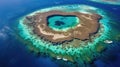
[0,0,120,67]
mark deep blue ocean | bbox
[0,0,120,67]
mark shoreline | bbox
[90,0,120,5]
[24,10,101,43]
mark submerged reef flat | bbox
[18,5,120,66]
[90,0,120,5]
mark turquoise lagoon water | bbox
[48,15,79,31]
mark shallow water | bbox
[0,0,120,67]
[48,15,79,31]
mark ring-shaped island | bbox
[18,5,120,66]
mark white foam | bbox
[104,40,113,44]
[63,58,68,61]
[56,56,61,60]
